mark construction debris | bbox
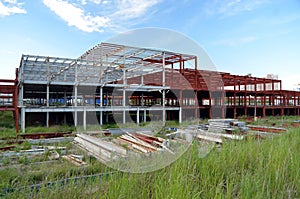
[247,125,287,133]
[48,150,60,160]
[292,120,300,127]
[196,133,223,144]
[62,154,86,166]
[17,132,73,139]
[73,132,173,163]
[26,137,74,144]
[0,148,46,157]
[208,119,248,133]
[74,133,127,162]
[0,146,16,151]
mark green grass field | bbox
[0,115,299,198]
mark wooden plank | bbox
[196,134,223,143]
[76,134,127,157]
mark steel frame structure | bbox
[1,42,299,132]
[17,43,199,132]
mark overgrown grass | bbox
[2,126,299,198]
[0,112,16,139]
[248,115,300,127]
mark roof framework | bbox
[19,43,196,88]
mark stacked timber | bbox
[116,132,173,154]
[208,119,248,133]
[74,134,127,162]
[208,119,237,133]
[195,131,244,143]
[74,133,173,163]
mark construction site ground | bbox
[0,113,299,198]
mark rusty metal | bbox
[17,131,72,139]
[0,69,19,132]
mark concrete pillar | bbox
[100,87,103,125]
[21,108,25,133]
[74,85,78,127]
[100,111,103,125]
[123,110,126,124]
[179,107,182,124]
[83,107,86,131]
[46,112,49,127]
[137,107,140,125]
[46,84,49,107]
[74,111,78,127]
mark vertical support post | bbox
[74,85,78,127]
[46,57,50,128]
[64,90,67,106]
[195,91,198,118]
[46,112,49,128]
[74,62,78,127]
[272,80,275,106]
[46,85,49,107]
[254,78,257,120]
[21,108,25,133]
[122,56,126,124]
[162,52,166,126]
[19,82,24,133]
[179,90,183,121]
[209,92,212,119]
[137,107,140,125]
[83,107,86,131]
[100,86,103,125]
[144,109,146,123]
[244,76,247,116]
[263,79,266,106]
[233,76,237,118]
[179,107,182,124]
[46,84,50,127]
[221,77,225,118]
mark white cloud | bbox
[205,0,270,17]
[3,0,17,4]
[43,0,110,33]
[281,74,300,90]
[0,0,26,16]
[112,0,160,19]
[43,0,161,33]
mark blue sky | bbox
[0,0,299,89]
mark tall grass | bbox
[0,112,16,139]
[2,127,299,198]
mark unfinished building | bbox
[1,42,299,132]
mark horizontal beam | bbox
[23,106,180,112]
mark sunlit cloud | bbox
[0,0,26,16]
[43,0,161,33]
